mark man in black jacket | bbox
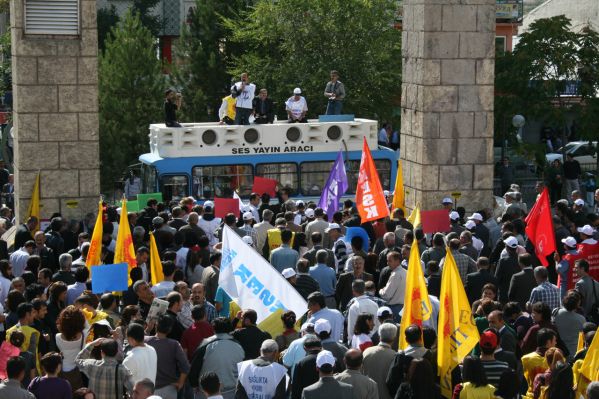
[252,89,275,124]
[14,217,37,251]
[495,237,521,303]
[466,257,498,304]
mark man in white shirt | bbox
[231,72,256,125]
[285,88,308,123]
[123,324,157,384]
[347,280,379,338]
[151,261,176,298]
[9,241,34,277]
[378,251,406,322]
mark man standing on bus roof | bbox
[252,89,275,124]
[231,72,256,125]
[324,70,345,115]
[286,88,308,123]
[164,88,182,127]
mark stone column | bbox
[11,0,100,222]
[400,0,495,213]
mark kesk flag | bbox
[438,248,480,398]
[318,151,349,220]
[149,232,164,286]
[392,160,405,212]
[399,243,432,349]
[580,327,599,381]
[114,199,137,272]
[219,225,307,323]
[26,172,40,232]
[524,188,556,266]
[356,138,389,223]
[407,202,421,228]
[86,201,103,269]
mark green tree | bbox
[97,5,120,51]
[99,11,164,190]
[97,0,161,51]
[223,0,402,120]
[169,0,250,122]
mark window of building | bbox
[256,163,298,196]
[192,165,253,199]
[25,0,80,35]
[496,36,507,54]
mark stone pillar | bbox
[400,0,495,213]
[11,0,100,222]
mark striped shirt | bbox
[481,359,510,387]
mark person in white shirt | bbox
[285,88,308,123]
[122,324,157,384]
[9,241,34,277]
[231,73,256,125]
[347,280,380,339]
[378,251,406,322]
[151,261,176,298]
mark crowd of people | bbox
[0,178,596,399]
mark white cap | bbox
[241,205,251,213]
[384,190,390,196]
[465,220,476,230]
[282,268,296,279]
[242,235,253,245]
[468,213,483,221]
[296,200,305,207]
[574,199,585,206]
[325,223,341,232]
[377,306,393,318]
[300,322,314,333]
[316,350,336,368]
[314,318,332,334]
[243,211,254,221]
[504,236,518,249]
[293,87,302,94]
[577,225,594,236]
[561,236,577,248]
[203,200,214,209]
[305,208,315,218]
[449,211,460,221]
[442,197,453,204]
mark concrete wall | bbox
[11,0,100,222]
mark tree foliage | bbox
[97,0,161,51]
[99,11,164,190]
[222,0,402,120]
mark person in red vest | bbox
[555,236,579,297]
[576,225,599,282]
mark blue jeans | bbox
[326,100,343,115]
[235,107,252,125]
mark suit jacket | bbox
[334,369,377,399]
[303,245,335,268]
[1,183,13,209]
[508,268,536,310]
[335,272,373,311]
[301,376,352,399]
[498,325,518,354]
[168,218,187,231]
[14,224,32,250]
[465,269,498,304]
[252,97,275,122]
[494,254,520,303]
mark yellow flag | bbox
[257,309,286,338]
[392,160,405,212]
[149,232,164,286]
[399,243,432,349]
[437,248,480,398]
[580,327,599,381]
[86,201,103,269]
[407,202,421,228]
[114,199,137,271]
[577,331,584,354]
[25,172,40,232]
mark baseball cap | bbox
[293,88,302,95]
[300,322,314,333]
[503,236,518,249]
[316,350,336,368]
[282,268,296,279]
[243,211,254,221]
[314,319,332,334]
[242,236,253,245]
[305,208,315,218]
[296,200,305,208]
[468,213,483,221]
[152,216,164,226]
[325,223,341,232]
[561,236,577,248]
[241,205,251,213]
[465,220,476,230]
[377,306,393,318]
[577,225,594,236]
[479,330,498,350]
[384,190,390,196]
[442,197,453,205]
[574,199,585,206]
[203,200,214,209]
[449,211,460,221]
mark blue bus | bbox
[137,119,397,203]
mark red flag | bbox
[356,137,389,223]
[524,188,556,266]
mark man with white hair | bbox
[235,339,288,398]
[52,253,75,285]
[254,209,274,256]
[362,323,398,399]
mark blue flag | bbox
[318,151,348,220]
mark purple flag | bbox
[318,151,348,220]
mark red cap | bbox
[480,330,498,350]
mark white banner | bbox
[220,225,308,323]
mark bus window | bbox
[300,161,335,196]
[161,175,189,202]
[346,159,391,193]
[142,164,157,193]
[192,165,253,199]
[256,163,298,195]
